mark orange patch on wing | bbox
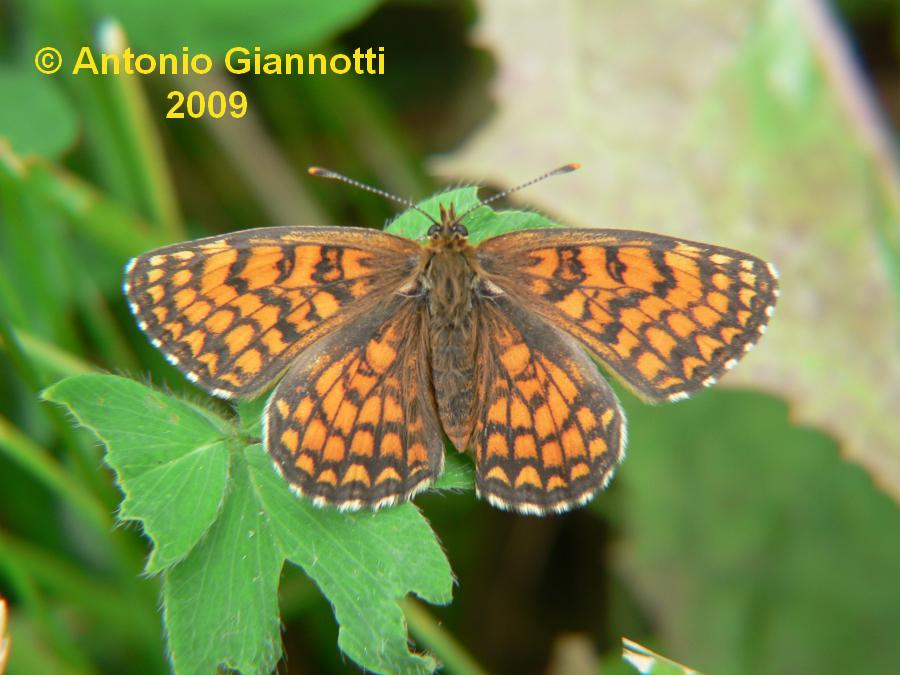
[621,249,663,291]
[667,312,696,338]
[295,396,315,424]
[295,453,315,475]
[358,397,382,426]
[200,249,238,294]
[692,305,720,328]
[174,287,196,310]
[235,349,262,375]
[225,324,256,355]
[558,291,586,319]
[646,327,677,359]
[509,397,532,429]
[349,430,375,457]
[280,428,299,453]
[570,463,590,480]
[323,435,345,463]
[381,432,402,459]
[612,329,640,359]
[171,269,192,287]
[527,248,559,278]
[500,343,531,377]
[485,466,511,485]
[383,395,403,423]
[365,338,397,374]
[541,440,564,467]
[300,419,328,452]
[375,467,402,485]
[559,428,584,459]
[262,328,289,356]
[546,475,567,491]
[316,469,338,486]
[152,306,168,324]
[341,464,370,486]
[514,466,543,488]
[695,334,723,362]
[332,402,358,436]
[588,437,608,458]
[487,396,508,424]
[707,292,729,313]
[739,287,757,308]
[487,433,508,458]
[184,301,212,324]
[205,309,235,334]
[146,285,164,303]
[636,351,666,381]
[575,406,597,432]
[514,435,537,459]
[311,291,340,319]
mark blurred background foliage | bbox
[0,0,899,673]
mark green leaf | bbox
[616,389,900,674]
[43,375,230,573]
[85,0,382,55]
[0,69,77,159]
[384,186,559,244]
[622,637,701,675]
[46,373,455,674]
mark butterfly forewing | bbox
[124,226,421,398]
[264,295,444,509]
[477,229,778,402]
[472,296,625,515]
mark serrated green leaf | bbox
[246,443,452,673]
[46,374,456,673]
[43,375,231,573]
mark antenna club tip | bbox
[563,162,581,172]
[308,166,325,176]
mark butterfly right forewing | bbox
[125,226,421,399]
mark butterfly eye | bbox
[427,224,441,237]
[451,223,468,237]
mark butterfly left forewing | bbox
[471,295,626,515]
[125,226,421,399]
[264,294,444,510]
[477,229,778,402]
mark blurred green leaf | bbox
[616,389,900,674]
[0,70,78,159]
[45,374,455,674]
[85,0,383,54]
[437,0,900,498]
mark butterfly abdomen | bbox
[424,245,481,451]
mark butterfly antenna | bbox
[308,167,440,226]
[456,163,581,222]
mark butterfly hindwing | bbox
[477,229,778,402]
[471,295,626,515]
[263,295,445,510]
[124,226,421,398]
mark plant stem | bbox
[403,597,489,675]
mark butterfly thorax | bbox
[420,204,484,451]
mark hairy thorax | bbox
[422,235,481,451]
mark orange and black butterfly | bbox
[124,165,777,515]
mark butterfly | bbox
[124,164,778,515]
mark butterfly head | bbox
[427,203,469,245]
